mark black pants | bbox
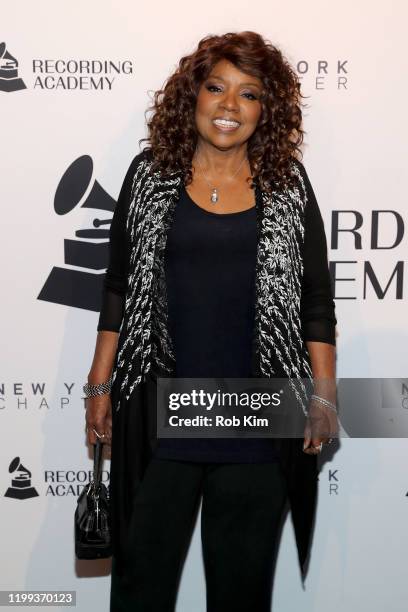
[110,458,288,612]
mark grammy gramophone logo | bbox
[38,156,116,312]
[4,456,39,500]
[0,42,26,92]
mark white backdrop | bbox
[1,1,407,610]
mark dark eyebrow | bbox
[207,73,262,90]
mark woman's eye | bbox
[242,92,257,100]
[206,84,222,93]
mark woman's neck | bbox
[193,141,249,178]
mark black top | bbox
[97,155,337,461]
[165,185,257,379]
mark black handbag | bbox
[75,438,112,559]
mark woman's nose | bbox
[220,91,239,111]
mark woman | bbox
[84,31,339,611]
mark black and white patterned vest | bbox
[111,151,313,414]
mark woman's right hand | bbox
[85,393,112,447]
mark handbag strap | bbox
[92,439,104,488]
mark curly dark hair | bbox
[141,31,307,191]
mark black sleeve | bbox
[296,161,337,346]
[96,155,140,332]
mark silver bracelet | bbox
[83,376,112,398]
[310,394,338,413]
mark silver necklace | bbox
[194,153,248,204]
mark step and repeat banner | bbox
[1,1,407,611]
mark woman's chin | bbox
[202,134,246,152]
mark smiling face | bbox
[194,59,263,152]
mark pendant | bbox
[210,188,218,204]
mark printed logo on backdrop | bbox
[38,156,115,312]
[0,41,133,92]
[296,59,349,90]
[44,468,110,496]
[3,459,109,498]
[327,468,340,495]
[0,381,81,411]
[0,42,26,92]
[32,58,133,90]
[329,210,405,299]
[4,456,38,499]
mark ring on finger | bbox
[92,427,106,439]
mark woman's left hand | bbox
[302,396,339,455]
